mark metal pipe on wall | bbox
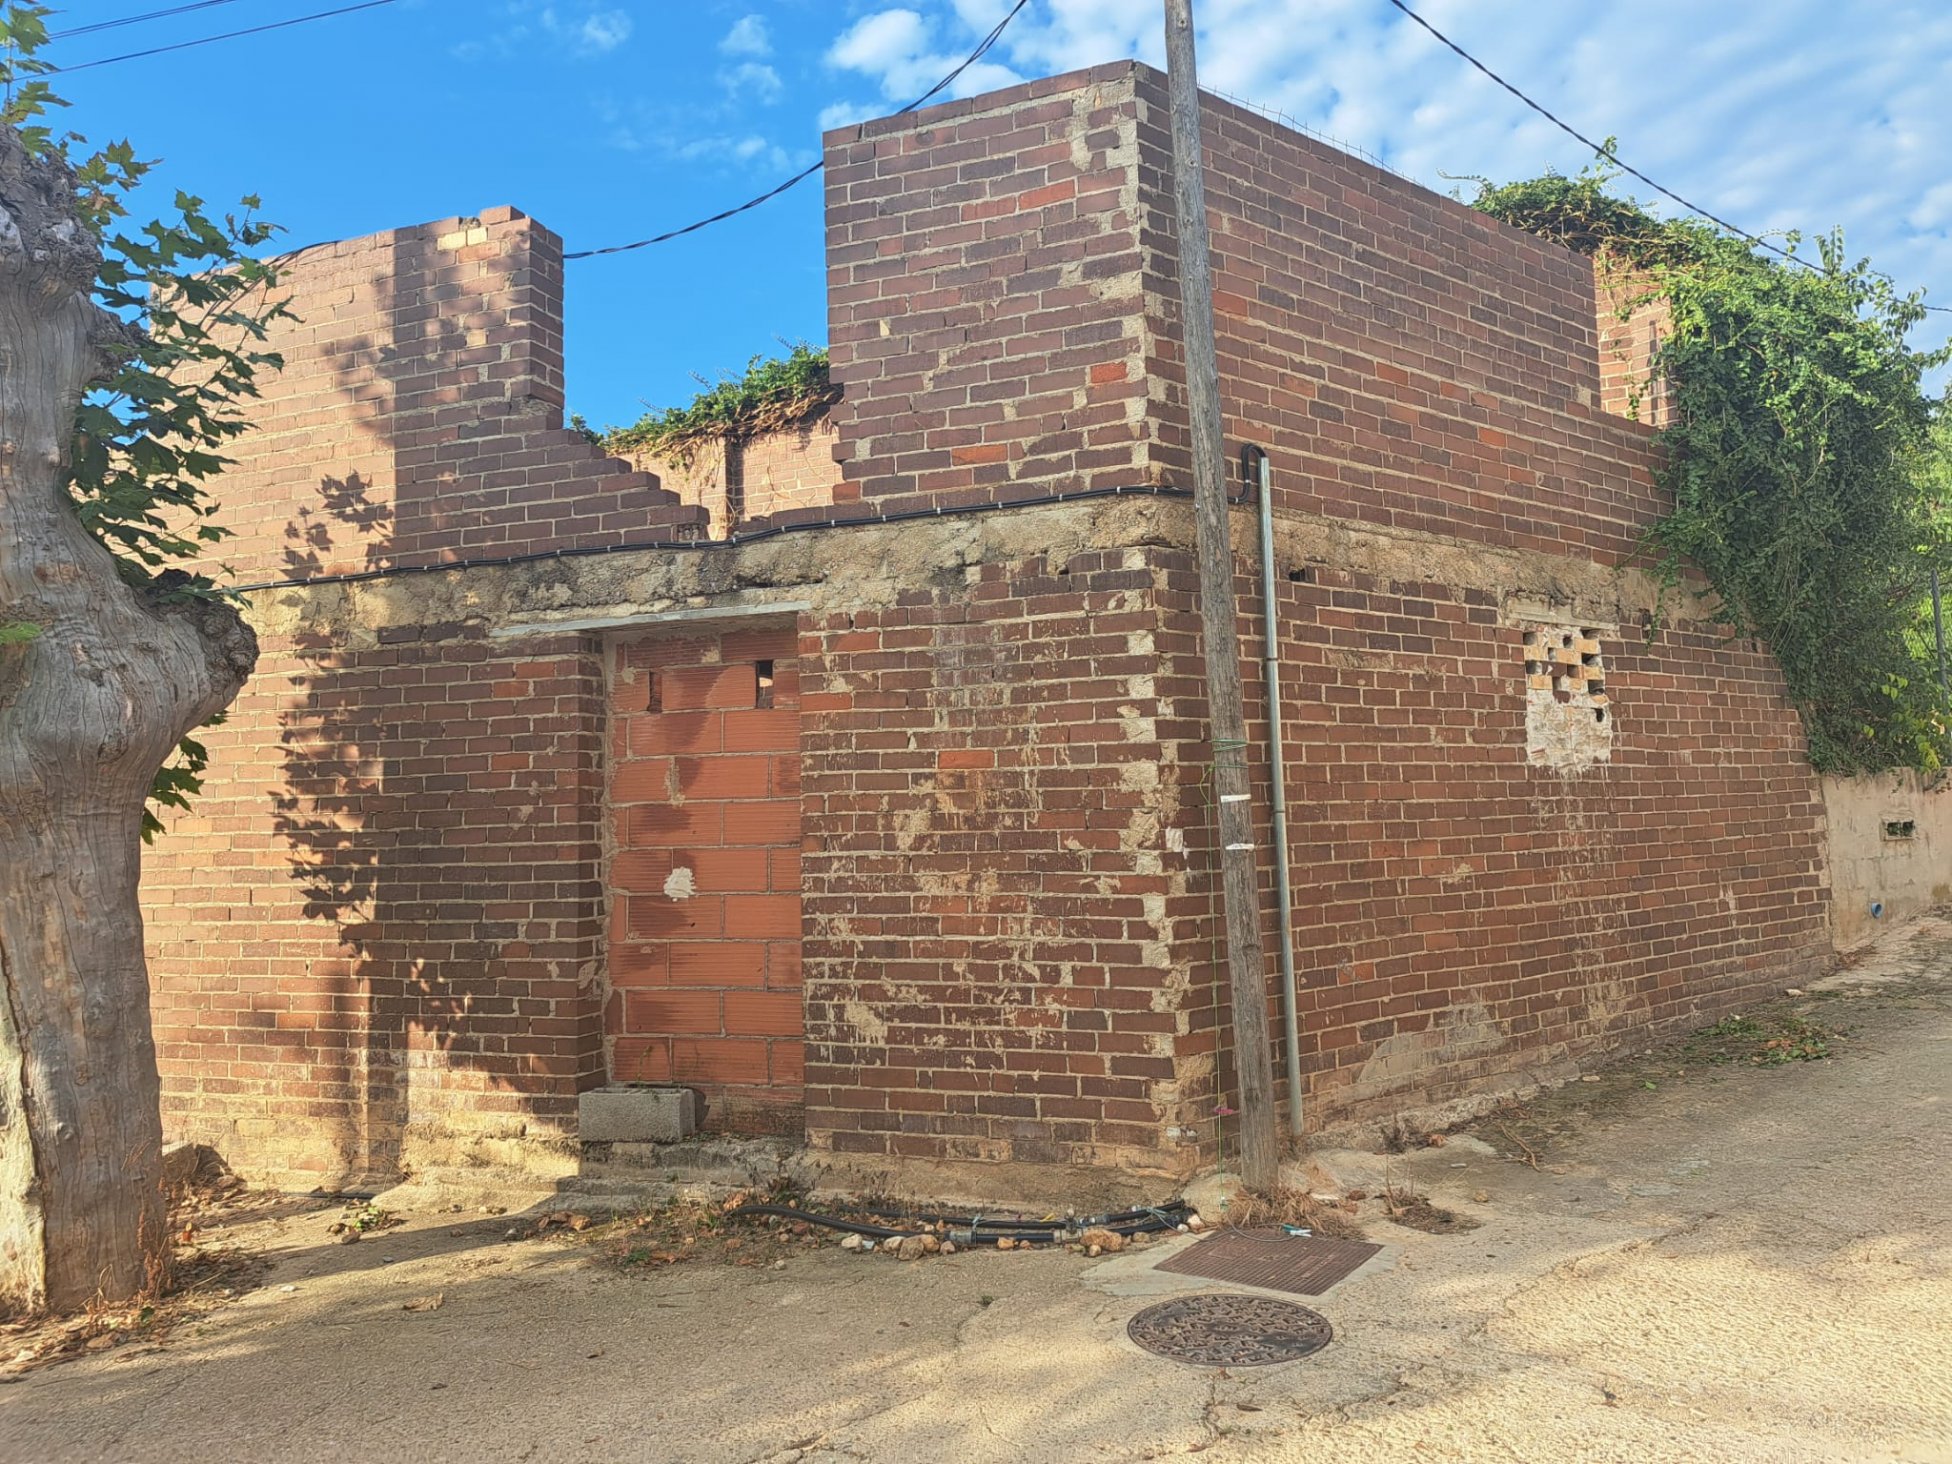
[1245,445,1306,1135]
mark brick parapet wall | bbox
[620,438,734,538]
[1594,265,1674,426]
[822,64,1158,509]
[200,207,704,583]
[1135,72,1668,564]
[624,416,843,537]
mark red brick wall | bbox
[823,64,1155,509]
[1595,268,1673,425]
[1154,553,1830,1129]
[147,627,607,1184]
[798,546,1191,1173]
[626,416,842,536]
[141,65,1836,1190]
[1141,79,1831,1124]
[143,207,707,1182]
[738,416,844,522]
[606,622,805,1134]
[807,65,1831,1147]
[1145,74,1664,559]
[200,207,704,582]
[622,439,734,538]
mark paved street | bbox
[5,920,1950,1463]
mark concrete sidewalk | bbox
[5,921,1951,1463]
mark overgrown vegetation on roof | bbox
[1475,158,1952,773]
[586,344,839,465]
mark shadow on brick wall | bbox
[270,470,411,1180]
[253,229,610,1184]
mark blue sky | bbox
[46,0,1952,428]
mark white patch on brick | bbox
[1523,623,1614,772]
[843,1000,890,1047]
[662,866,696,900]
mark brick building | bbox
[142,63,1831,1197]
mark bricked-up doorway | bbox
[605,622,804,1134]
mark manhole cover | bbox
[1126,1293,1333,1367]
[1152,1229,1383,1296]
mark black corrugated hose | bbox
[728,1199,1191,1249]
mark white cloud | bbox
[721,14,772,57]
[830,10,933,80]
[827,6,1025,111]
[570,9,631,54]
[672,134,796,172]
[948,0,1015,27]
[454,1,632,60]
[819,100,884,132]
[595,95,807,172]
[822,0,1952,353]
[720,61,784,104]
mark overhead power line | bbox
[1383,0,1950,314]
[566,0,1032,261]
[51,0,394,74]
[51,0,249,40]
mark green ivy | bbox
[595,344,838,463]
[1476,161,1951,773]
[3,4,288,836]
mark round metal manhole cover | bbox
[1126,1293,1333,1367]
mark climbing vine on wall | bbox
[591,343,838,464]
[1476,163,1952,773]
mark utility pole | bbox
[1162,0,1279,1190]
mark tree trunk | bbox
[0,129,258,1313]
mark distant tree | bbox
[0,4,284,1312]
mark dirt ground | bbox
[5,919,1952,1463]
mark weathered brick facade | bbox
[823,66,1156,507]
[1168,78,1826,1123]
[146,209,704,1182]
[142,63,1831,1195]
[627,417,842,537]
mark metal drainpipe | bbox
[1245,445,1306,1136]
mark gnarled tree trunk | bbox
[0,128,257,1313]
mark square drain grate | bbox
[1152,1228,1382,1296]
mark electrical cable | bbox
[50,0,393,74]
[565,0,1032,260]
[1383,0,1950,313]
[223,479,1249,596]
[51,0,249,40]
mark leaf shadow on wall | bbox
[259,237,606,1188]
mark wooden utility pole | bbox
[1162,0,1279,1190]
